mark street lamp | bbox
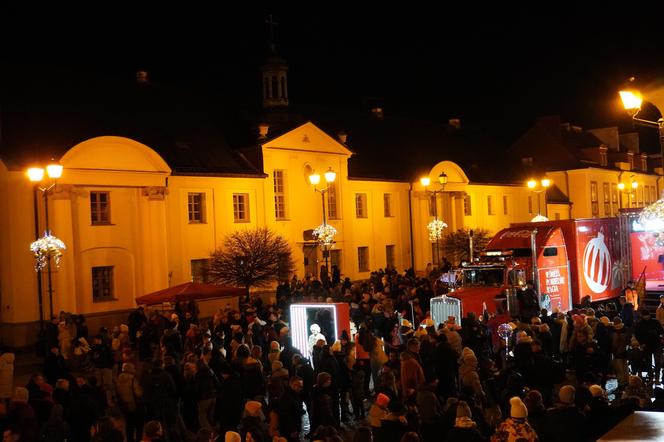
[308,167,337,282]
[527,178,551,219]
[26,161,64,323]
[420,172,448,267]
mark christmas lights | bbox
[30,232,66,271]
[427,219,448,241]
[313,223,337,246]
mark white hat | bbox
[310,324,321,334]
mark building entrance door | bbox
[303,245,319,278]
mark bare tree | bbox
[208,227,294,293]
[442,228,492,264]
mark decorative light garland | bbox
[313,223,337,246]
[427,218,448,241]
[30,232,66,272]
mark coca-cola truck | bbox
[445,218,625,318]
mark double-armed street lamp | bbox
[527,178,551,218]
[26,161,65,325]
[420,172,448,267]
[308,167,337,281]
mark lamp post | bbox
[27,161,63,322]
[420,172,448,267]
[308,167,337,281]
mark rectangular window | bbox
[600,150,608,167]
[386,245,395,268]
[652,186,658,204]
[428,194,437,217]
[503,195,508,215]
[383,193,392,217]
[90,191,111,225]
[191,259,211,283]
[528,196,533,214]
[603,183,610,216]
[642,156,648,171]
[188,193,205,223]
[330,249,342,269]
[628,155,634,170]
[612,185,619,215]
[233,193,250,222]
[355,193,367,218]
[273,170,287,220]
[591,181,599,216]
[463,194,472,216]
[327,182,338,219]
[487,195,495,215]
[638,187,644,207]
[358,247,369,272]
[92,266,114,301]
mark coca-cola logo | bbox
[582,231,611,293]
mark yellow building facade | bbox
[0,122,539,348]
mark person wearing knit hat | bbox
[623,375,651,407]
[368,393,391,428]
[599,316,610,326]
[444,400,484,441]
[492,397,538,442]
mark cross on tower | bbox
[266,14,278,50]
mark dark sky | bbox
[2,4,664,149]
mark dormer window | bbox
[521,157,534,168]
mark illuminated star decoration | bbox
[639,199,664,246]
[30,232,66,271]
[313,223,337,247]
[427,219,448,241]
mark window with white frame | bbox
[188,193,206,223]
[355,193,368,218]
[383,193,392,217]
[590,181,599,216]
[90,191,111,225]
[233,193,250,222]
[327,182,339,219]
[463,194,472,216]
[92,266,114,301]
[273,170,287,220]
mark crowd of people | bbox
[0,268,662,441]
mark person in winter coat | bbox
[267,360,290,406]
[378,401,413,442]
[310,372,338,432]
[542,385,586,442]
[634,310,664,382]
[622,374,651,408]
[611,317,631,387]
[8,387,36,441]
[351,362,366,419]
[0,353,14,402]
[417,381,445,442]
[39,404,70,442]
[278,376,305,442]
[368,393,390,430]
[216,364,244,435]
[431,334,458,399]
[400,351,424,400]
[116,362,144,442]
[458,350,485,399]
[523,390,546,439]
[238,400,269,442]
[444,400,485,442]
[44,346,68,386]
[491,397,537,442]
[195,356,219,433]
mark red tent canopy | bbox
[136,282,245,305]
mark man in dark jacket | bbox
[216,364,243,434]
[542,385,586,442]
[431,334,458,399]
[90,335,114,399]
[635,310,664,382]
[278,376,305,442]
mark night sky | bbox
[2,5,664,151]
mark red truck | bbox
[446,218,627,317]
